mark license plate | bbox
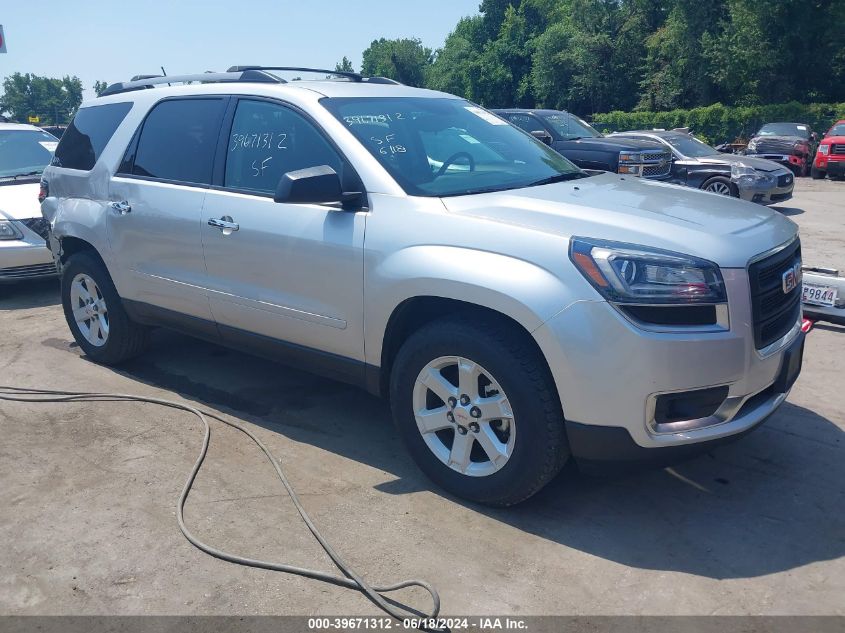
[802,282,838,307]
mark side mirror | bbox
[810,132,819,143]
[530,130,553,145]
[274,165,362,208]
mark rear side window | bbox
[52,102,132,170]
[131,98,226,185]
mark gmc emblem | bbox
[782,264,801,294]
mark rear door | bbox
[108,97,228,321]
[200,98,366,368]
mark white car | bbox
[0,123,59,283]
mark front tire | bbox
[389,315,569,506]
[61,252,149,364]
[701,176,735,197]
[811,166,826,180]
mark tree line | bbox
[355,0,845,116]
[0,74,109,124]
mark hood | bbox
[0,182,43,220]
[441,172,797,268]
[821,135,845,145]
[748,135,807,154]
[560,136,665,151]
[692,154,788,172]
[751,134,807,143]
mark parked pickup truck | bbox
[811,119,845,180]
[493,108,673,180]
[745,122,818,176]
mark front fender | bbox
[364,244,580,366]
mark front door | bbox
[200,98,366,366]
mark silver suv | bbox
[41,67,805,506]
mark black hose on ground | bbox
[0,385,442,628]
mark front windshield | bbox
[321,97,582,197]
[756,123,810,138]
[827,123,845,137]
[539,112,602,140]
[0,129,58,178]
[662,133,718,158]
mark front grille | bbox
[754,138,794,154]
[0,262,57,279]
[640,151,672,179]
[831,144,845,156]
[777,173,793,187]
[748,239,802,349]
[20,217,51,241]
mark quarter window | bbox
[132,99,226,185]
[224,100,343,194]
[52,102,132,171]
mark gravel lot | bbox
[1,178,843,618]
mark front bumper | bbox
[745,152,807,172]
[532,267,803,463]
[0,223,57,283]
[814,156,845,177]
[737,179,794,205]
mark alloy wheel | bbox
[705,181,732,196]
[69,273,109,347]
[412,356,515,477]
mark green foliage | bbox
[0,73,83,124]
[93,80,109,97]
[334,57,355,73]
[361,38,433,87]
[592,102,845,144]
[421,0,845,115]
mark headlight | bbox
[747,140,758,151]
[731,162,755,178]
[0,220,23,241]
[618,152,641,163]
[731,162,765,189]
[570,237,726,305]
[819,144,830,156]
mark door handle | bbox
[110,200,132,215]
[207,216,239,232]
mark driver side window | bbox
[508,114,541,134]
[224,100,343,195]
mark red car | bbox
[812,119,845,180]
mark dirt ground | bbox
[0,178,843,618]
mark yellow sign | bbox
[28,115,40,123]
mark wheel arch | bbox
[375,296,561,405]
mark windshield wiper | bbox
[525,172,590,188]
[7,171,43,180]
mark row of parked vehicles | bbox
[495,108,845,203]
[0,69,841,504]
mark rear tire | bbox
[701,176,735,197]
[389,314,569,506]
[61,252,149,364]
[811,166,826,180]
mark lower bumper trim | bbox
[566,412,774,474]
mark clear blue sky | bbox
[0,0,480,99]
